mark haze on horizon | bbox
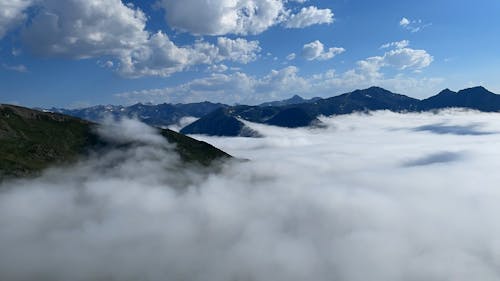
[0,0,499,107]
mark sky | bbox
[0,0,499,108]
[4,110,500,280]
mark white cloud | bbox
[119,34,261,77]
[117,31,191,77]
[216,37,262,64]
[116,60,443,105]
[381,40,410,49]
[301,40,345,61]
[2,0,333,78]
[117,66,309,105]
[399,17,410,27]
[2,63,28,73]
[383,47,433,70]
[399,17,431,33]
[158,0,287,35]
[22,0,149,59]
[0,0,33,39]
[284,6,334,28]
[286,53,296,60]
[158,0,335,35]
[357,41,433,76]
[16,0,261,77]
[208,64,229,73]
[3,112,500,280]
[104,61,114,68]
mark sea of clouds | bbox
[2,110,500,281]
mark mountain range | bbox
[48,101,228,127]
[182,86,499,136]
[46,86,500,137]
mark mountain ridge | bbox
[0,104,232,179]
[40,86,500,137]
[181,86,499,136]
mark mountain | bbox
[266,107,320,128]
[419,86,500,111]
[180,108,260,137]
[49,101,227,127]
[181,104,322,136]
[43,86,500,138]
[182,87,418,136]
[259,95,321,107]
[0,104,231,178]
[297,86,419,116]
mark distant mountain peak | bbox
[459,86,490,94]
[437,88,457,95]
[420,85,500,111]
[290,94,304,100]
[348,86,404,99]
[366,86,386,91]
[259,94,315,107]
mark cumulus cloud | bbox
[216,37,262,64]
[22,0,149,59]
[301,40,345,61]
[0,0,33,38]
[3,111,500,280]
[114,40,436,104]
[208,64,229,73]
[284,6,334,28]
[14,0,261,77]
[383,47,433,70]
[158,0,287,35]
[119,33,261,77]
[116,60,443,105]
[158,0,334,35]
[2,0,333,77]
[116,66,309,105]
[399,17,410,27]
[357,40,433,76]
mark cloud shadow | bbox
[412,123,496,135]
[402,151,465,167]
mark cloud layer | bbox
[2,111,500,280]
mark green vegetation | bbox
[160,129,231,166]
[0,104,231,179]
[0,105,99,177]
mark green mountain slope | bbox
[0,104,231,178]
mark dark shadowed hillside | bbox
[181,108,260,137]
[181,87,419,136]
[0,104,231,178]
[419,86,500,111]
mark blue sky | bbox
[0,0,499,108]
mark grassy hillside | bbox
[0,104,231,178]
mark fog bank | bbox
[2,110,500,281]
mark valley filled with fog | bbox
[2,110,500,281]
